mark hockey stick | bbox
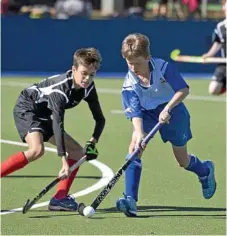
[78,122,163,217]
[171,49,227,64]
[22,155,87,214]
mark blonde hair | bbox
[121,33,150,59]
[73,48,102,70]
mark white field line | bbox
[111,110,124,114]
[1,81,226,102]
[0,139,114,215]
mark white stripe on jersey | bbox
[84,85,94,98]
[28,77,72,104]
[215,19,226,43]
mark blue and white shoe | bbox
[48,195,78,211]
[199,161,216,199]
[116,194,137,217]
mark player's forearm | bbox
[164,87,189,112]
[92,116,106,142]
[132,117,144,134]
[205,42,222,57]
[88,100,106,143]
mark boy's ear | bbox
[72,65,77,72]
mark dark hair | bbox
[73,48,102,69]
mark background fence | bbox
[2,16,219,74]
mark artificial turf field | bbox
[1,77,226,235]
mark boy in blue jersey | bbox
[116,33,217,217]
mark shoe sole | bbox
[116,200,137,217]
[125,210,137,217]
[48,205,77,211]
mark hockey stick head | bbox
[78,203,96,218]
[22,199,31,214]
[78,203,86,216]
[170,49,180,61]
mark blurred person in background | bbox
[5,0,56,18]
[2,0,25,14]
[202,0,226,95]
[53,0,92,19]
[125,0,148,18]
[103,0,148,19]
[152,0,184,19]
[1,0,9,14]
[182,0,202,19]
[20,0,55,18]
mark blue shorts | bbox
[142,103,192,146]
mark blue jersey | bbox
[122,58,192,146]
[122,58,189,119]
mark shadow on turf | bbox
[0,209,106,219]
[23,210,105,219]
[1,207,225,220]
[29,215,105,219]
[4,175,100,179]
[97,205,227,218]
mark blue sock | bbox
[125,154,142,202]
[185,154,209,177]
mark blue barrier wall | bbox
[2,16,219,74]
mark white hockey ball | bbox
[83,206,95,218]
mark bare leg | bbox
[1,131,44,177]
[48,132,84,161]
[172,144,190,168]
[48,132,84,206]
[209,81,224,95]
[24,132,45,162]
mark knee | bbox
[25,145,45,162]
[208,81,222,95]
[208,87,220,95]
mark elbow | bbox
[183,87,190,97]
[186,87,190,96]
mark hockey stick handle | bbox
[125,122,163,160]
[90,122,163,210]
[60,155,87,179]
[175,56,226,64]
[142,122,162,144]
[170,49,227,64]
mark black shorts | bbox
[13,97,54,142]
[212,64,226,87]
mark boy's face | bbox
[125,56,150,75]
[72,64,96,88]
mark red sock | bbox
[54,159,79,199]
[220,87,226,94]
[1,152,28,177]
